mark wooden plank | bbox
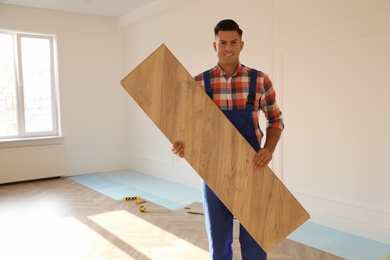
[120,44,310,252]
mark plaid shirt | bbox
[194,63,284,143]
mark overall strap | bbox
[247,69,258,105]
[203,70,213,100]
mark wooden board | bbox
[120,44,310,252]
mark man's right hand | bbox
[171,140,185,158]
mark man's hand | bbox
[253,148,272,169]
[253,127,282,169]
[171,140,185,158]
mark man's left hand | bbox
[253,148,272,169]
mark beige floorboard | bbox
[0,177,344,260]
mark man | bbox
[172,19,284,260]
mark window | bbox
[0,31,60,140]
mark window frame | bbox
[0,30,61,141]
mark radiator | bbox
[0,144,66,184]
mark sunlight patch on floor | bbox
[89,210,209,260]
[0,214,132,260]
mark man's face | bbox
[213,30,244,67]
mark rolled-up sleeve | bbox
[260,75,284,130]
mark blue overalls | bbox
[201,69,267,260]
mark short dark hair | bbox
[214,19,243,37]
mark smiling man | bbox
[213,30,243,77]
[171,19,284,260]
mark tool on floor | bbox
[122,196,140,201]
[135,199,146,204]
[139,206,170,213]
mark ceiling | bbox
[0,0,159,18]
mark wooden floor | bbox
[0,177,345,260]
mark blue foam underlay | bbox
[69,170,202,211]
[288,221,390,260]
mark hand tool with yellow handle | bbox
[139,206,170,213]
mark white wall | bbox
[119,0,390,245]
[0,4,128,175]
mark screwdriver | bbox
[139,206,170,213]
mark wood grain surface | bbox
[120,44,310,252]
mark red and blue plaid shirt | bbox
[194,63,284,143]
